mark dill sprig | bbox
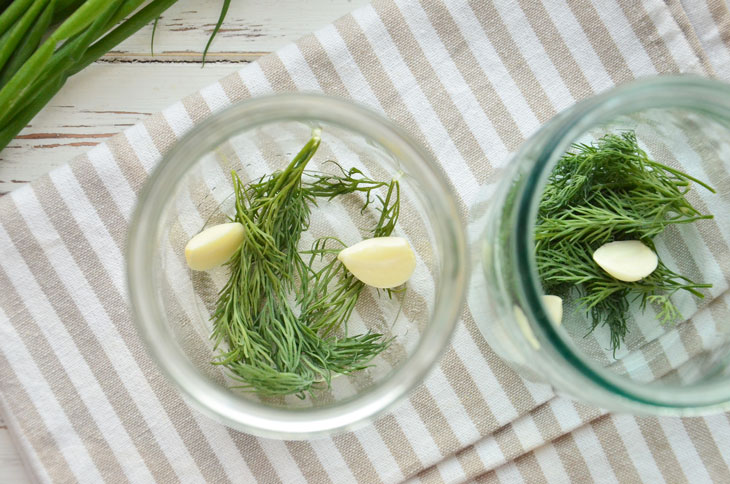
[536,131,714,353]
[211,131,399,397]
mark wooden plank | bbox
[0,62,241,194]
[109,0,367,61]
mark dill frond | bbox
[211,132,400,397]
[536,131,714,354]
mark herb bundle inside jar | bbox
[183,129,417,398]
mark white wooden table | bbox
[0,1,366,480]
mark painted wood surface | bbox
[0,1,366,481]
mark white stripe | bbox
[314,24,384,113]
[511,414,546,451]
[352,5,481,205]
[589,0,657,77]
[124,124,161,173]
[390,400,442,465]
[486,0,575,110]
[542,0,613,92]
[395,0,530,150]
[163,101,195,138]
[190,417,257,484]
[48,165,126,295]
[611,414,666,483]
[0,307,104,484]
[495,460,526,484]
[657,417,713,482]
[644,1,704,74]
[12,187,198,483]
[238,62,274,96]
[451,324,520,425]
[278,44,321,91]
[309,439,357,484]
[435,455,466,483]
[353,425,405,482]
[472,434,507,471]
[86,143,137,222]
[422,366,481,446]
[531,442,571,484]
[680,0,730,77]
[258,439,308,483]
[570,424,619,484]
[199,82,230,113]
[0,396,54,484]
[703,413,730,470]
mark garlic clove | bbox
[337,236,416,288]
[592,240,658,282]
[542,295,563,326]
[185,222,245,271]
[513,305,540,350]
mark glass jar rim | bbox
[516,75,730,413]
[126,93,468,438]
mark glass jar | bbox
[127,93,467,439]
[472,75,730,414]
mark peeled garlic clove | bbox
[513,305,540,350]
[185,222,245,271]
[592,240,658,282]
[337,236,416,288]
[542,295,563,326]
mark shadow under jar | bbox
[473,75,730,415]
[127,94,467,439]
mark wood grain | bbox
[0,0,366,481]
[0,0,367,195]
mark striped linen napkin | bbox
[2,0,730,482]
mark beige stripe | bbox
[219,70,252,103]
[332,432,384,484]
[548,434,594,483]
[707,0,730,53]
[663,0,717,75]
[71,157,129,242]
[143,112,180,156]
[424,0,531,149]
[333,15,468,216]
[258,53,299,92]
[284,441,333,484]
[105,132,152,195]
[636,417,688,483]
[182,92,216,125]
[619,2,681,74]
[681,417,730,482]
[33,176,191,481]
[515,0,594,101]
[371,1,494,184]
[0,351,78,484]
[34,172,235,481]
[0,242,127,481]
[474,469,498,484]
[226,432,282,483]
[587,415,643,482]
[461,0,557,126]
[437,348,501,435]
[373,415,422,478]
[297,35,352,99]
[406,385,462,456]
[462,310,542,417]
[454,445,485,482]
[512,452,549,484]
[567,0,634,84]
[417,469,446,484]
